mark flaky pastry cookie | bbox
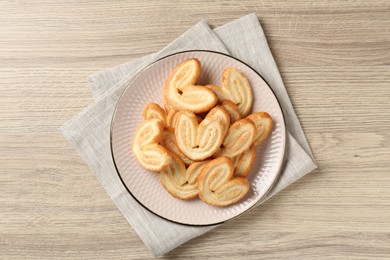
[186,160,210,182]
[221,99,241,123]
[160,127,194,165]
[132,119,172,172]
[167,109,203,129]
[205,105,230,137]
[214,118,256,158]
[207,68,253,117]
[175,107,229,161]
[163,94,174,113]
[198,157,249,207]
[232,144,256,177]
[163,58,218,113]
[142,103,167,125]
[247,112,273,146]
[166,110,179,128]
[160,154,208,200]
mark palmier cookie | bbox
[166,109,204,129]
[143,103,167,125]
[132,119,172,172]
[166,110,179,128]
[247,112,273,146]
[214,118,256,158]
[163,58,218,113]
[221,99,241,123]
[207,68,253,117]
[160,127,193,165]
[160,154,209,200]
[198,157,249,207]
[232,144,256,177]
[175,107,229,161]
[163,94,174,113]
[205,105,230,137]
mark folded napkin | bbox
[61,13,317,256]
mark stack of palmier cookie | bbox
[132,58,273,207]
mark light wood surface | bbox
[1,0,390,259]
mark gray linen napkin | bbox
[61,13,317,256]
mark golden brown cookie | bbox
[160,154,209,200]
[166,109,204,129]
[163,58,218,113]
[142,103,167,125]
[175,107,229,160]
[232,144,256,177]
[186,160,209,184]
[160,127,194,165]
[205,85,225,101]
[221,99,241,123]
[214,118,256,158]
[222,68,253,117]
[247,112,273,146]
[198,157,249,207]
[163,95,174,113]
[208,68,253,117]
[132,119,172,172]
[166,109,179,128]
[204,105,230,137]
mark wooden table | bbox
[1,1,389,259]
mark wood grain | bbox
[1,0,389,259]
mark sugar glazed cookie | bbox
[207,68,253,117]
[143,103,167,125]
[174,107,229,160]
[160,155,209,200]
[198,157,249,207]
[163,58,218,113]
[132,119,172,172]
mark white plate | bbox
[111,50,286,226]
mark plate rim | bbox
[110,50,287,227]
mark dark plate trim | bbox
[110,50,287,227]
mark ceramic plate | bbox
[111,50,286,226]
